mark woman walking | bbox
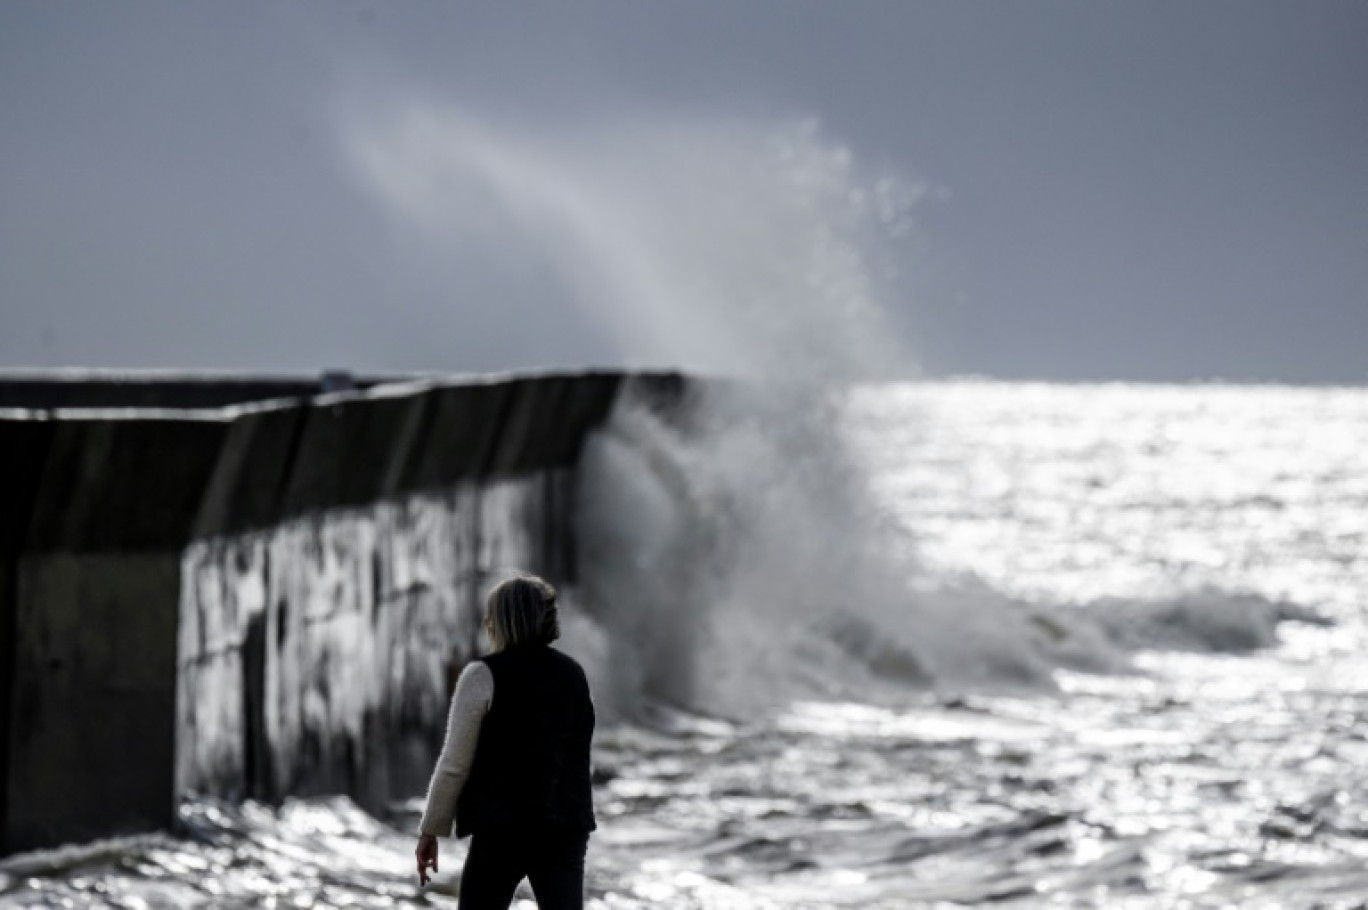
[415,575,596,909]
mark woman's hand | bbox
[416,834,439,885]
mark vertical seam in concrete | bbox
[273,401,311,526]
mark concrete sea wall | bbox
[0,371,664,855]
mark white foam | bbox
[573,386,1067,717]
[1083,589,1327,654]
[571,386,1330,717]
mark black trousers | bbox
[458,826,590,910]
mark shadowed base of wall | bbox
[5,554,180,851]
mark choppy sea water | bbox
[4,381,1366,909]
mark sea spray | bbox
[338,104,917,379]
[339,103,973,712]
[572,383,1325,717]
[338,102,1304,718]
[573,381,1086,718]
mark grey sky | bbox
[2,1,1365,383]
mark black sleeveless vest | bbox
[455,645,597,837]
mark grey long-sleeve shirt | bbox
[418,662,494,836]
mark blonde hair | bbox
[484,574,560,651]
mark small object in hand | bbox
[416,834,439,885]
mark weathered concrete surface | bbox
[192,404,307,540]
[279,386,433,516]
[403,381,517,488]
[25,417,229,552]
[171,375,615,809]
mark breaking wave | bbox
[569,384,1325,719]
[340,100,1322,719]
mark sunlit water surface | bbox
[4,382,1366,909]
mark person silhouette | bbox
[415,575,596,909]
